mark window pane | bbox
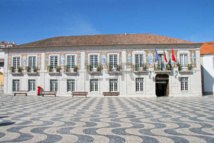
[67,80,75,92]
[28,80,35,91]
[13,80,19,91]
[90,79,98,91]
[50,80,58,91]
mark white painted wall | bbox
[202,54,214,95]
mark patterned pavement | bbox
[0,95,214,143]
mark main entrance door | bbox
[156,74,169,97]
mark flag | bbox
[163,50,167,62]
[172,48,176,62]
[155,48,159,62]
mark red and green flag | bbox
[172,48,176,62]
[163,50,167,62]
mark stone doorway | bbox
[156,74,169,97]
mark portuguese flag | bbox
[163,50,167,62]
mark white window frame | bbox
[107,53,119,70]
[67,79,75,92]
[132,51,146,64]
[28,80,36,91]
[177,51,190,70]
[0,45,4,48]
[7,45,12,48]
[109,79,118,92]
[181,77,189,91]
[66,54,77,70]
[27,55,37,70]
[12,55,22,70]
[88,53,100,71]
[49,54,59,70]
[50,79,58,91]
[12,79,20,91]
[136,78,144,92]
[90,79,98,92]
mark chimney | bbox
[125,32,127,35]
[1,41,5,43]
[13,41,15,44]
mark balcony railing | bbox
[26,66,38,74]
[154,63,171,73]
[47,66,60,74]
[10,67,22,75]
[178,64,193,73]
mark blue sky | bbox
[0,0,213,45]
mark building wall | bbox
[3,45,202,96]
[201,54,214,95]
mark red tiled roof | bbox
[16,34,194,48]
[200,42,214,54]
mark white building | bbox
[2,34,203,97]
[200,42,214,95]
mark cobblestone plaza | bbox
[0,95,214,142]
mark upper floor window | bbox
[12,56,21,69]
[0,62,4,67]
[50,55,58,70]
[135,54,144,68]
[90,55,98,69]
[28,56,36,69]
[7,45,12,48]
[109,54,117,69]
[67,55,75,69]
[181,77,188,91]
[0,45,4,48]
[180,54,188,69]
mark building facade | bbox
[200,42,214,95]
[3,34,203,96]
[0,41,16,91]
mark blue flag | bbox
[155,48,159,62]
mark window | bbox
[50,55,58,70]
[136,78,144,92]
[158,54,164,70]
[135,54,144,68]
[7,45,12,48]
[12,80,19,91]
[0,45,4,48]
[28,80,35,91]
[109,54,118,69]
[110,79,118,92]
[28,56,36,69]
[50,80,58,91]
[67,55,75,69]
[180,54,188,69]
[181,77,188,91]
[67,79,75,92]
[90,79,98,92]
[13,57,20,69]
[0,62,4,67]
[90,55,98,69]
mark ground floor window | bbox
[50,80,58,91]
[67,79,75,92]
[13,80,19,91]
[181,77,188,91]
[136,78,144,92]
[110,79,118,92]
[28,80,35,91]
[90,79,98,92]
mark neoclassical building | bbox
[2,34,203,96]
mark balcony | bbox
[64,65,78,74]
[108,65,121,74]
[10,67,23,75]
[47,66,61,74]
[133,64,147,73]
[178,64,193,74]
[154,64,172,74]
[26,67,38,75]
[88,65,102,74]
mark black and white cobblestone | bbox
[0,95,214,142]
